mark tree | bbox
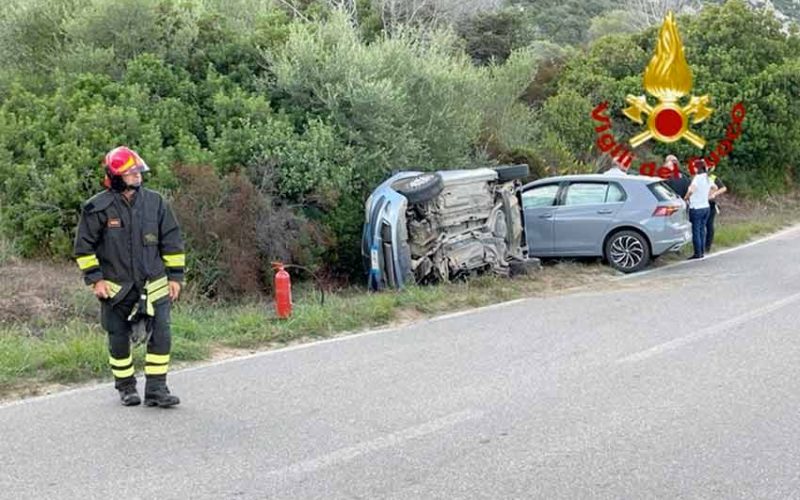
[588,10,642,40]
[509,0,615,46]
[375,0,503,33]
[457,8,529,64]
[623,0,702,29]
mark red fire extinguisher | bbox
[272,262,292,319]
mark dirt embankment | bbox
[720,191,800,222]
[0,259,95,328]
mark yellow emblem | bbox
[623,12,713,148]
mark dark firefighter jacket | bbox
[74,188,185,310]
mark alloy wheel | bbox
[609,235,645,270]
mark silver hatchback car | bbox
[520,174,691,272]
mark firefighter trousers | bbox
[101,286,172,391]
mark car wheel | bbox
[604,230,651,273]
[392,173,444,204]
[494,164,529,182]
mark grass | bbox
[2,197,799,400]
[0,235,17,266]
[711,219,787,248]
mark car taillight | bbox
[653,205,680,217]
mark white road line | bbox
[616,290,800,364]
[431,299,528,322]
[619,223,800,280]
[267,409,483,479]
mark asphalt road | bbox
[2,226,800,499]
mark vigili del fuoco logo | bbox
[590,12,745,178]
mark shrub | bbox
[171,164,329,299]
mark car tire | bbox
[392,173,444,204]
[494,164,529,182]
[604,230,651,273]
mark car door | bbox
[554,181,626,255]
[521,183,561,255]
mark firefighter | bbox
[74,146,185,407]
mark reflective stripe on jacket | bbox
[73,188,185,299]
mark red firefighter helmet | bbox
[104,146,149,176]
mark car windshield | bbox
[649,181,680,201]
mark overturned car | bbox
[362,165,534,290]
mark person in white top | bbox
[683,159,717,259]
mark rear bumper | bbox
[652,225,692,255]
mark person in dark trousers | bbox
[706,169,728,253]
[684,159,717,260]
[74,146,185,407]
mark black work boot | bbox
[144,380,180,408]
[118,385,141,406]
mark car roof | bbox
[522,173,663,189]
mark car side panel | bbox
[554,202,624,255]
[524,206,556,255]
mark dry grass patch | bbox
[0,260,93,326]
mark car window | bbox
[606,183,625,202]
[564,183,609,206]
[649,181,680,201]
[522,184,559,209]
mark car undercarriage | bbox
[363,165,537,290]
